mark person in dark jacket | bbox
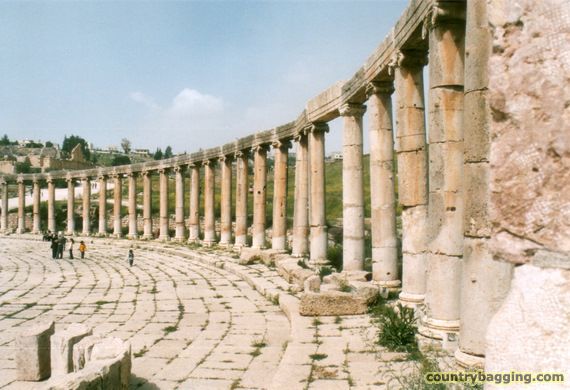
[57,234,66,259]
[50,236,58,259]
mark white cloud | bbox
[129,91,160,111]
[168,88,223,117]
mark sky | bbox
[0,0,408,154]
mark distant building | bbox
[132,148,150,156]
[328,151,343,161]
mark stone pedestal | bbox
[219,156,232,245]
[272,141,290,251]
[98,176,107,236]
[51,323,92,375]
[203,160,216,245]
[367,82,400,286]
[67,179,75,235]
[340,103,366,272]
[32,180,41,234]
[16,321,54,381]
[127,173,138,239]
[308,123,328,265]
[252,145,268,249]
[188,164,201,243]
[48,179,56,234]
[234,151,249,247]
[159,169,170,241]
[174,167,186,241]
[17,180,25,234]
[112,175,122,238]
[292,133,309,257]
[82,178,91,236]
[142,171,153,239]
[0,181,8,233]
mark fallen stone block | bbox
[16,320,55,381]
[299,291,368,316]
[72,334,103,372]
[304,275,321,292]
[51,323,92,375]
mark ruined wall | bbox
[485,0,570,380]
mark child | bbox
[127,249,134,267]
[79,241,86,259]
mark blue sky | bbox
[0,0,408,153]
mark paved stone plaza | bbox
[0,236,410,389]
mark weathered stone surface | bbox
[303,275,321,293]
[396,150,428,207]
[51,323,92,376]
[299,292,368,316]
[72,335,103,372]
[16,321,54,381]
[463,162,491,238]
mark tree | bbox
[121,138,131,154]
[111,155,131,166]
[62,135,91,160]
[164,146,173,159]
[153,148,163,160]
[0,134,10,146]
[45,141,54,147]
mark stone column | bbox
[455,0,513,368]
[17,179,25,234]
[142,171,153,239]
[113,175,122,237]
[66,178,75,235]
[188,163,201,242]
[0,181,8,233]
[252,144,268,249]
[127,172,138,239]
[98,176,107,236]
[367,81,399,286]
[32,180,41,234]
[340,103,367,272]
[47,179,56,233]
[82,178,91,236]
[234,151,249,247]
[272,140,290,251]
[308,123,328,265]
[174,166,186,241]
[395,50,429,306]
[203,160,216,245]
[219,155,233,246]
[292,132,309,257]
[159,168,169,240]
[422,2,466,340]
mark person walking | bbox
[50,235,58,259]
[127,249,134,267]
[69,238,75,259]
[57,234,66,259]
[79,241,86,259]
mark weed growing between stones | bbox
[163,325,178,334]
[338,279,353,293]
[296,259,309,269]
[250,339,266,357]
[133,346,148,358]
[369,300,417,353]
[318,266,333,281]
[309,353,328,361]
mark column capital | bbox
[126,170,139,178]
[65,175,76,183]
[234,149,250,159]
[396,49,429,69]
[173,165,187,174]
[251,144,270,154]
[157,167,171,174]
[423,1,466,35]
[304,122,329,135]
[219,154,234,163]
[272,139,292,150]
[110,173,123,180]
[202,159,217,167]
[16,175,25,184]
[97,174,108,181]
[339,103,367,117]
[366,80,395,97]
[80,175,91,182]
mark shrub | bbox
[318,266,333,281]
[327,244,343,271]
[372,303,417,353]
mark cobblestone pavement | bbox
[0,236,411,389]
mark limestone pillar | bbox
[188,164,201,242]
[159,168,169,240]
[203,160,216,245]
[367,81,399,285]
[0,181,8,233]
[308,123,328,265]
[127,172,138,239]
[32,180,41,234]
[174,166,186,241]
[292,132,309,257]
[47,179,56,233]
[82,178,91,236]
[422,2,466,339]
[98,176,107,236]
[339,103,367,271]
[272,140,290,251]
[17,179,25,234]
[219,156,233,246]
[142,171,153,239]
[234,151,249,247]
[455,0,513,367]
[252,144,268,249]
[66,178,75,235]
[395,50,429,306]
[113,175,122,237]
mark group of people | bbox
[42,231,135,266]
[44,231,86,260]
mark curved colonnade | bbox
[0,0,511,368]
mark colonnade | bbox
[0,0,512,368]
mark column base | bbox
[16,229,25,235]
[173,236,185,242]
[454,349,485,369]
[141,234,153,240]
[308,258,329,268]
[418,317,460,349]
[398,292,425,307]
[97,232,108,237]
[234,236,247,248]
[158,235,170,241]
[81,231,91,237]
[271,237,286,252]
[376,279,402,288]
[127,234,138,240]
[112,234,122,239]
[202,240,216,247]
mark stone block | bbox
[401,205,427,254]
[401,253,427,296]
[16,320,54,381]
[304,275,321,293]
[299,291,368,316]
[427,192,464,257]
[463,90,490,163]
[428,22,465,87]
[428,88,464,144]
[464,162,491,238]
[51,323,92,376]
[396,150,427,207]
[72,334,102,372]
